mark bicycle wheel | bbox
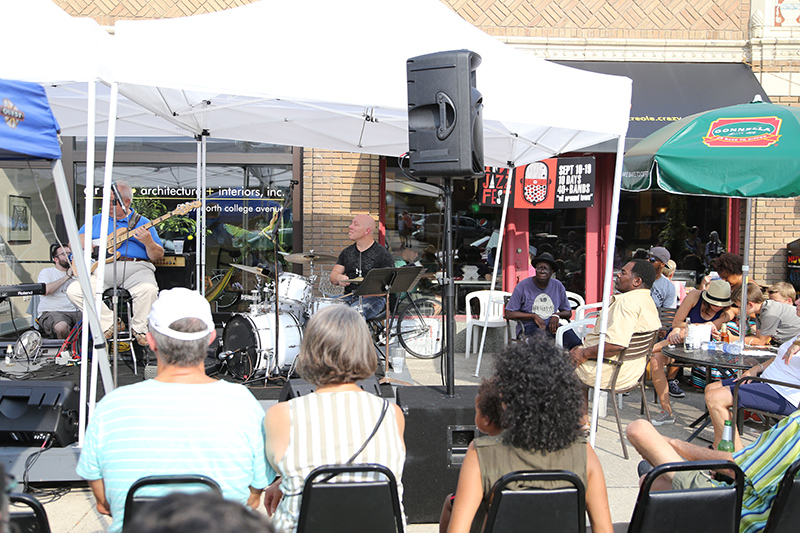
[207,273,241,310]
[397,298,445,359]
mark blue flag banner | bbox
[0,78,61,160]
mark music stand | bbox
[354,266,425,375]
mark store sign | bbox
[775,0,800,27]
[478,156,595,209]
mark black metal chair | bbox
[122,474,222,532]
[732,375,800,435]
[296,464,403,533]
[627,460,744,533]
[481,470,585,533]
[763,459,800,533]
[8,493,52,533]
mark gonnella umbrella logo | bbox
[703,117,781,147]
[2,98,25,129]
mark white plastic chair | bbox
[464,290,512,359]
[576,302,603,321]
[555,318,596,348]
[565,291,585,312]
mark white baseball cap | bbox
[149,288,215,341]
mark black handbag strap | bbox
[346,399,389,464]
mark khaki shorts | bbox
[671,469,718,490]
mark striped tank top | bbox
[273,391,406,532]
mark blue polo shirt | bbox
[79,211,162,260]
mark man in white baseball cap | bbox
[77,288,275,532]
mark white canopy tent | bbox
[5,0,633,449]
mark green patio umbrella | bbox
[620,99,800,346]
[622,100,800,197]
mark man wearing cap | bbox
[571,260,661,420]
[77,288,274,533]
[505,252,579,348]
[330,214,395,320]
[37,244,81,339]
[649,246,677,309]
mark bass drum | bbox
[222,312,303,379]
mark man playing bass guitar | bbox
[67,181,164,345]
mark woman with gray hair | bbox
[262,305,406,532]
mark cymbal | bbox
[230,264,269,277]
[284,252,337,264]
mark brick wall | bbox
[302,149,382,275]
[53,0,259,25]
[443,0,750,40]
[748,198,800,286]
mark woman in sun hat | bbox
[647,280,736,426]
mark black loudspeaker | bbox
[397,385,479,523]
[278,375,383,402]
[0,381,80,447]
[407,50,484,178]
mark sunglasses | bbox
[731,303,739,309]
[648,257,660,263]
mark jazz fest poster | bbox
[478,157,595,209]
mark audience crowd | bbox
[69,244,800,533]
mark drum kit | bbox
[218,251,351,381]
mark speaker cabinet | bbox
[0,381,80,447]
[278,376,382,402]
[407,50,484,178]
[397,385,479,523]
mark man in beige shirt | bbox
[572,259,661,394]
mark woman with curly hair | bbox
[445,340,613,533]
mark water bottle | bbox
[718,420,735,452]
[722,342,741,356]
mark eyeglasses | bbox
[731,303,739,309]
[648,257,659,263]
[535,266,552,272]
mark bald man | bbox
[330,214,394,320]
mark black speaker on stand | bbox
[407,50,484,397]
[407,50,484,178]
[397,385,480,523]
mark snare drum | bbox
[308,297,347,316]
[275,273,311,314]
[222,312,303,378]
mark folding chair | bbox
[481,470,585,533]
[122,474,222,532]
[763,459,800,533]
[627,460,744,533]
[296,464,403,533]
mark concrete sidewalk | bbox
[21,347,758,532]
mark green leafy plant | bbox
[131,198,196,236]
[658,196,690,257]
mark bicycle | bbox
[372,294,446,359]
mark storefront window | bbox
[75,163,293,313]
[0,165,59,333]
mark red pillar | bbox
[727,198,741,255]
[584,154,617,304]
[502,208,530,293]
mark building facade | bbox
[52,0,800,291]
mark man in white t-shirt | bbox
[706,334,800,450]
[37,244,81,339]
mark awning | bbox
[553,61,770,151]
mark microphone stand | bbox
[110,200,125,387]
[262,180,296,381]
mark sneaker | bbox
[668,379,686,398]
[637,460,654,478]
[652,410,675,426]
